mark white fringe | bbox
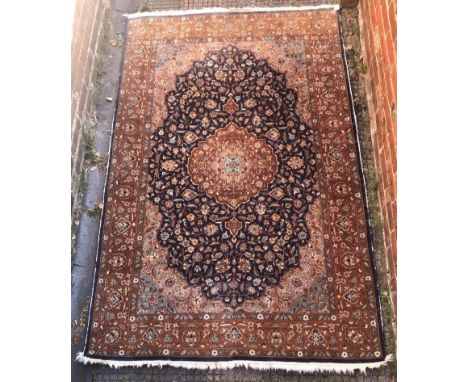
[125,5,340,19]
[76,352,393,373]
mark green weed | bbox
[354,56,367,74]
[78,170,88,195]
[86,203,103,219]
[138,0,150,12]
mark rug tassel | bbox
[76,352,393,373]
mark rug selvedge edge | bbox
[80,16,131,359]
[336,8,390,361]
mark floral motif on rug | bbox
[84,8,386,364]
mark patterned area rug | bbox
[79,5,388,372]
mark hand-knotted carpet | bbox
[78,5,390,372]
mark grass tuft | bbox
[82,120,108,170]
[93,54,107,84]
[349,22,360,36]
[86,203,104,219]
[380,289,394,321]
[78,170,88,195]
[353,56,367,74]
[138,0,150,12]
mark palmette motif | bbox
[85,9,385,362]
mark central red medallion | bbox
[188,122,278,209]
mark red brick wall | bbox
[359,0,397,312]
[71,0,109,206]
